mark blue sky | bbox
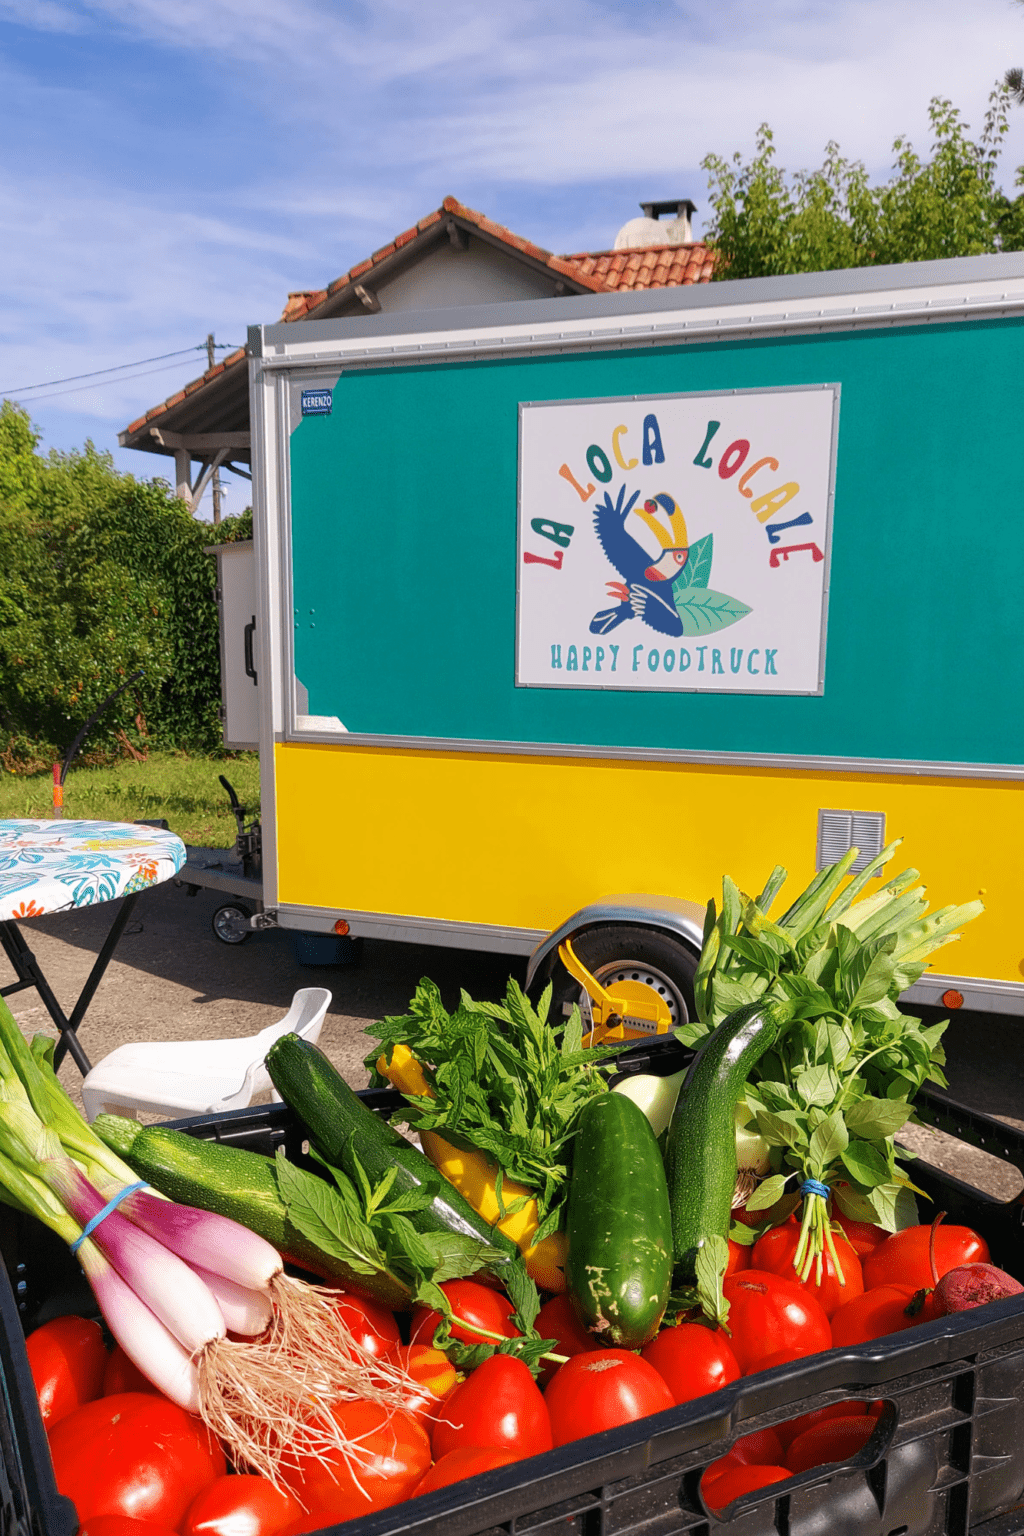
[2,0,1023,521]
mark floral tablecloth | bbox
[0,820,186,921]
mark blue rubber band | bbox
[71,1181,149,1254]
[801,1179,831,1199]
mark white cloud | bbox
[4,0,1024,462]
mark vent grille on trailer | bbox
[816,809,886,873]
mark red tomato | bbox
[726,1239,752,1277]
[102,1346,161,1399]
[432,1353,552,1460]
[830,1284,928,1346]
[48,1393,225,1527]
[832,1204,887,1257]
[279,1400,431,1518]
[640,1322,740,1405]
[723,1271,832,1374]
[862,1224,989,1292]
[410,1280,520,1350]
[730,1428,786,1465]
[323,1289,401,1360]
[786,1413,880,1473]
[752,1223,864,1319]
[776,1400,875,1448]
[77,1518,177,1536]
[702,1462,791,1512]
[386,1345,458,1425]
[181,1476,301,1536]
[27,1315,108,1428]
[534,1293,597,1386]
[412,1446,521,1496]
[544,1349,674,1447]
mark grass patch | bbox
[0,751,260,847]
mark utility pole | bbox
[206,332,222,524]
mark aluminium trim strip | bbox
[276,902,545,956]
[273,728,1024,782]
[254,293,1024,371]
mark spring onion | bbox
[0,997,420,1485]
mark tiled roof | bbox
[279,196,609,321]
[123,199,714,438]
[561,243,716,290]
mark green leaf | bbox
[728,1220,758,1246]
[808,1110,848,1173]
[755,1108,806,1149]
[832,1184,880,1224]
[694,1235,730,1328]
[845,1096,914,1140]
[274,1151,390,1278]
[744,1173,789,1211]
[839,1140,891,1189]
[794,1064,840,1109]
[841,932,900,1011]
[673,587,752,637]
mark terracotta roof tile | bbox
[559,241,717,291]
[395,225,418,248]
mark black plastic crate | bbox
[5,1063,1024,1536]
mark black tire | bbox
[211,902,252,945]
[547,924,698,1035]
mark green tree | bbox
[0,401,228,763]
[702,88,1024,280]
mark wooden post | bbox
[174,448,192,505]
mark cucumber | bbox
[93,1113,410,1309]
[566,1093,673,1348]
[265,1035,521,1277]
[664,1000,784,1282]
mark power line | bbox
[1,342,244,397]
[2,355,245,407]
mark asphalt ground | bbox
[3,849,1022,1204]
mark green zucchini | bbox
[265,1035,521,1278]
[664,1000,784,1282]
[93,1113,410,1309]
[566,1092,673,1347]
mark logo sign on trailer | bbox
[516,385,838,696]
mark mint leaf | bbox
[274,1150,390,1277]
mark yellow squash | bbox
[377,1043,567,1292]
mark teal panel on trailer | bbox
[289,316,1024,765]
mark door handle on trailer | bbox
[244,616,258,685]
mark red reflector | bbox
[333,918,350,936]
[941,989,964,1009]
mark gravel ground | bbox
[3,849,1022,1203]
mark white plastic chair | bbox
[80,987,332,1122]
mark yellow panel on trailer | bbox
[275,741,1022,988]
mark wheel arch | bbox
[525,893,707,995]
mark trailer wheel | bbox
[549,924,697,1035]
[212,903,252,945]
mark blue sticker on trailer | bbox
[301,389,333,416]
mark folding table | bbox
[0,819,185,1074]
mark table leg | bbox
[0,891,143,1076]
[0,919,91,1074]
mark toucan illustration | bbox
[589,487,691,636]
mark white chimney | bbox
[613,199,697,251]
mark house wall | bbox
[376,236,562,310]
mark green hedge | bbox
[0,401,251,769]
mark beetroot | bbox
[932,1264,1024,1314]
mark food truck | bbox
[217,251,1024,1029]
